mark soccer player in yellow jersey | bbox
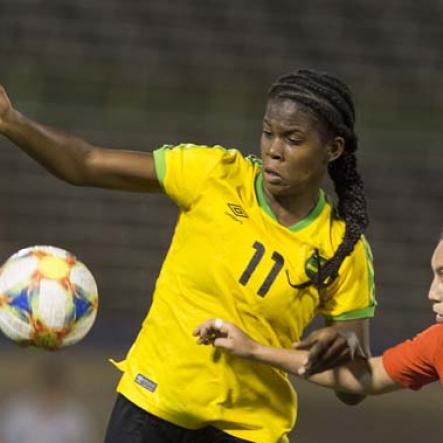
[194,228,443,397]
[0,69,375,443]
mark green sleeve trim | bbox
[153,145,173,190]
[362,236,376,306]
[322,303,377,321]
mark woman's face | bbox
[429,240,443,323]
[260,99,342,198]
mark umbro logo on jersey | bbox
[225,203,248,224]
[227,203,248,218]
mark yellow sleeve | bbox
[319,236,376,321]
[153,144,236,210]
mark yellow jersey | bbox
[114,144,376,443]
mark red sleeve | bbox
[382,324,443,390]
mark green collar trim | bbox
[255,172,326,232]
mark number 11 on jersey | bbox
[239,241,284,297]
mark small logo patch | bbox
[305,252,328,280]
[135,374,157,392]
[227,203,248,218]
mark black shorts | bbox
[104,394,254,443]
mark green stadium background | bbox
[0,1,442,441]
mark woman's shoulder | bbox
[417,323,443,341]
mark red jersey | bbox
[382,324,443,390]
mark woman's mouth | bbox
[264,168,283,184]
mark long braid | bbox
[268,69,369,289]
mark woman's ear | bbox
[327,136,345,162]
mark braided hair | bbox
[268,69,369,289]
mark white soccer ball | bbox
[0,246,98,350]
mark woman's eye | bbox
[287,138,302,145]
[262,130,272,137]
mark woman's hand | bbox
[193,319,258,359]
[0,85,14,131]
[293,326,367,377]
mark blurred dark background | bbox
[0,1,442,442]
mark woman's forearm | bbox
[2,109,94,184]
[251,343,308,373]
[194,319,399,396]
[308,357,400,395]
[251,345,399,395]
[1,104,159,192]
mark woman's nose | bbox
[268,138,284,159]
[428,277,442,302]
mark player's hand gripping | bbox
[293,326,367,377]
[193,319,258,359]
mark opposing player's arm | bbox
[194,319,402,395]
[0,85,160,192]
[307,356,401,395]
[253,340,400,396]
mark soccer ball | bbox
[0,245,98,350]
